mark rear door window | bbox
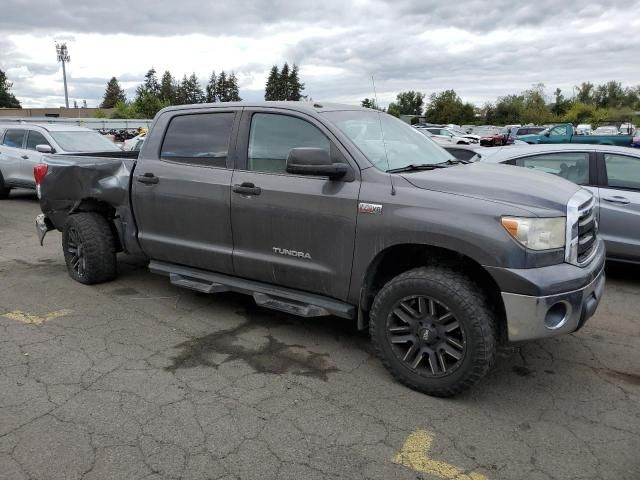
[604,154,640,191]
[160,112,235,167]
[2,129,26,148]
[25,131,52,151]
[513,152,590,185]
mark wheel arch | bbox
[359,243,507,342]
[69,198,121,251]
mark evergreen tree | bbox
[82,99,87,108]
[159,70,177,104]
[178,73,204,104]
[206,71,217,102]
[264,65,279,100]
[225,72,241,102]
[138,68,160,97]
[73,100,78,109]
[279,63,290,101]
[287,64,304,101]
[217,71,228,101]
[100,77,126,108]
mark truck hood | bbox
[400,162,578,213]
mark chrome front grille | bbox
[566,190,598,266]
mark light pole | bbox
[56,42,70,108]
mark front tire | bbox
[370,266,496,397]
[0,173,10,199]
[62,213,117,285]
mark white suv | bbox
[0,123,120,198]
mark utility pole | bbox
[56,42,70,108]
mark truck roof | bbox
[159,101,368,115]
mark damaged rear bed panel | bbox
[39,155,143,255]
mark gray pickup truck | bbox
[35,102,605,396]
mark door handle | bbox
[232,182,261,195]
[602,196,630,205]
[136,172,159,185]
[21,155,29,159]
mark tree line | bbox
[366,81,640,126]
[98,62,305,119]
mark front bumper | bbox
[500,259,605,342]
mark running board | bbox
[149,261,355,319]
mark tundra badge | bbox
[358,203,383,215]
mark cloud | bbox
[0,0,638,108]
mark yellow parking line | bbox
[2,309,72,325]
[393,430,488,480]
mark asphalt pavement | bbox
[0,190,638,480]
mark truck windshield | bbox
[322,110,454,171]
[50,131,121,152]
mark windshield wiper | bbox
[386,163,450,173]
[438,158,471,165]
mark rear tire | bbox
[0,173,10,199]
[62,213,117,285]
[370,266,496,397]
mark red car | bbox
[472,126,505,147]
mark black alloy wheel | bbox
[66,226,87,278]
[386,295,465,377]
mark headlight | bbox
[501,217,566,250]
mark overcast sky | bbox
[1,0,638,108]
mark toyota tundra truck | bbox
[34,102,605,396]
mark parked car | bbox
[480,144,640,264]
[593,126,620,136]
[576,124,593,135]
[35,102,604,397]
[518,124,633,146]
[0,123,121,197]
[442,144,483,162]
[631,131,640,149]
[471,126,505,146]
[123,132,146,151]
[508,126,546,144]
[619,123,636,135]
[421,127,478,145]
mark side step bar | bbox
[150,261,355,320]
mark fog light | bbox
[545,302,568,330]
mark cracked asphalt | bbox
[1,190,638,480]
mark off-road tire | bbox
[62,213,117,285]
[0,173,10,199]
[370,266,496,397]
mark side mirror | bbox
[543,131,550,137]
[35,144,53,153]
[286,148,348,180]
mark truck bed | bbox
[39,154,138,251]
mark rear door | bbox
[230,109,360,300]
[596,152,640,261]
[0,128,28,186]
[132,109,240,273]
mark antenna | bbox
[371,75,395,195]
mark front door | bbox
[230,109,360,300]
[597,152,640,261]
[542,125,570,144]
[132,109,239,273]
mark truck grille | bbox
[566,190,598,266]
[576,198,597,264]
